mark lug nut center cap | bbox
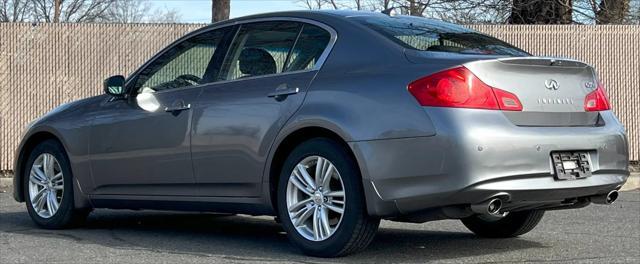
[312,192,324,205]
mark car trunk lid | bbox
[404,53,605,127]
[463,57,598,113]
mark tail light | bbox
[408,67,522,111]
[584,82,610,112]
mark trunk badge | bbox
[545,79,559,90]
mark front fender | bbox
[12,96,102,208]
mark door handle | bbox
[165,103,191,112]
[268,85,299,100]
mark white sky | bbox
[150,0,305,23]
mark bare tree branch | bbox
[0,0,32,22]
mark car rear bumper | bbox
[350,108,630,218]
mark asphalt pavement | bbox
[1,191,639,263]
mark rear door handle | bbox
[268,84,299,99]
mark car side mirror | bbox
[103,75,126,97]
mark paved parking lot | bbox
[1,191,639,263]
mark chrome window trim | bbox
[125,17,338,92]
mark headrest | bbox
[239,48,277,76]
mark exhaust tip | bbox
[606,190,619,204]
[487,198,502,215]
[470,198,504,216]
[590,190,619,205]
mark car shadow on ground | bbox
[1,210,545,263]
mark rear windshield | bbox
[353,16,529,56]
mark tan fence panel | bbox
[1,23,638,171]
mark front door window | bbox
[133,29,228,93]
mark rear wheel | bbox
[23,140,89,229]
[461,210,545,238]
[277,138,379,257]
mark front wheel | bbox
[461,210,545,238]
[23,140,89,229]
[277,138,380,257]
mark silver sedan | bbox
[13,10,630,257]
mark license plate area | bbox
[551,151,592,180]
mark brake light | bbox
[408,67,522,111]
[584,82,610,112]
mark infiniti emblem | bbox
[585,81,596,89]
[545,79,559,90]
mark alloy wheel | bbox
[286,156,346,241]
[28,153,64,218]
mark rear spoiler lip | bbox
[404,49,593,69]
[403,49,508,64]
[496,56,592,68]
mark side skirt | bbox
[89,195,274,215]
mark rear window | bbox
[353,16,529,56]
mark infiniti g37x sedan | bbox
[13,11,630,257]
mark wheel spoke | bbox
[293,206,314,227]
[320,206,331,237]
[29,174,46,187]
[51,173,64,189]
[321,164,334,189]
[325,191,344,198]
[290,176,313,196]
[291,205,308,218]
[314,157,324,188]
[295,164,316,190]
[33,190,47,212]
[31,167,47,183]
[48,191,59,214]
[312,207,320,240]
[51,172,63,182]
[31,188,46,204]
[325,203,344,214]
[46,191,55,216]
[43,154,55,179]
[288,198,312,213]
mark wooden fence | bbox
[1,23,638,171]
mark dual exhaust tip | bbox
[470,190,619,216]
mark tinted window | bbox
[221,22,300,81]
[354,16,528,56]
[133,29,227,93]
[285,24,331,72]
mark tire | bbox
[23,139,89,229]
[461,210,545,238]
[276,138,380,257]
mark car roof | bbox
[197,10,378,30]
[228,10,389,21]
[201,10,466,34]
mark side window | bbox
[133,29,227,93]
[220,22,301,81]
[284,24,331,72]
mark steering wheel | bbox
[175,74,201,86]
